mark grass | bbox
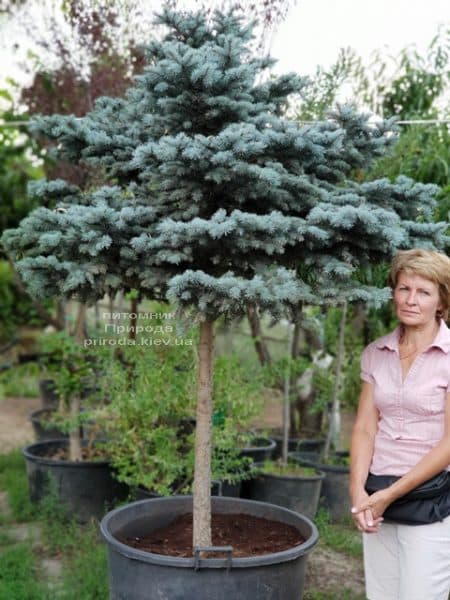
[315,507,363,558]
[260,460,318,477]
[0,543,48,600]
[0,450,36,523]
[0,363,40,400]
[0,449,108,599]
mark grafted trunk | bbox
[323,301,347,461]
[69,302,86,462]
[129,297,138,341]
[193,319,214,549]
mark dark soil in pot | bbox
[123,512,304,557]
[101,495,319,600]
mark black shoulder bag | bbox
[364,471,450,525]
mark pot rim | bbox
[22,439,110,468]
[256,469,326,482]
[100,495,319,569]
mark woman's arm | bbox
[349,381,381,532]
[353,393,450,520]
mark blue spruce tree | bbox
[2,6,447,547]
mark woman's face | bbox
[393,271,442,328]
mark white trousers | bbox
[363,515,450,600]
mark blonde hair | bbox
[389,248,450,320]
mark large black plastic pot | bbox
[100,495,318,600]
[22,439,129,523]
[134,480,240,501]
[247,465,325,519]
[290,452,350,521]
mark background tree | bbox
[2,5,448,548]
[0,96,60,342]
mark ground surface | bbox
[0,394,366,598]
[0,396,40,453]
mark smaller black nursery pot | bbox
[247,464,326,519]
[29,408,70,442]
[22,439,129,523]
[238,436,276,462]
[290,451,350,521]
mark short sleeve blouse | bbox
[360,319,450,475]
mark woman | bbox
[350,248,450,600]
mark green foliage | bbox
[39,331,105,404]
[38,494,108,599]
[0,108,44,237]
[58,533,108,600]
[314,507,362,557]
[0,260,51,341]
[96,341,266,492]
[369,124,450,186]
[0,363,40,399]
[97,341,196,494]
[262,354,312,388]
[0,450,109,599]
[0,450,36,523]
[295,47,365,121]
[0,543,48,600]
[259,460,318,477]
[368,125,450,224]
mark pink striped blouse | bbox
[360,318,450,475]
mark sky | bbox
[1,0,449,100]
[270,0,449,77]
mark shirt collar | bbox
[375,319,450,355]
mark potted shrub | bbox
[96,342,266,500]
[22,326,128,522]
[96,341,197,498]
[2,4,444,598]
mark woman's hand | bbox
[350,489,384,534]
[351,489,392,533]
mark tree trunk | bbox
[69,302,86,462]
[282,322,294,465]
[323,301,347,461]
[129,297,138,341]
[193,319,214,549]
[246,303,271,366]
[289,313,302,435]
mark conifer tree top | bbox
[2,4,447,319]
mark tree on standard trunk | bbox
[2,5,447,549]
